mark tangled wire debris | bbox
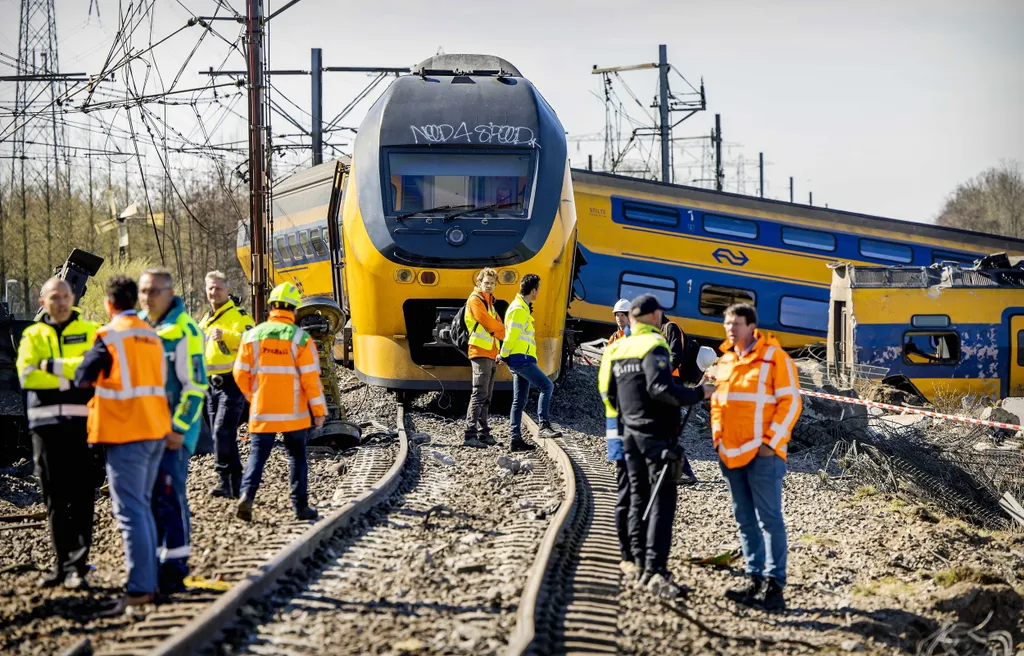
[915,612,1015,656]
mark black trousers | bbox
[31,423,96,577]
[624,436,677,572]
[207,376,245,487]
[615,459,633,562]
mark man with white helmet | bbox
[608,298,632,346]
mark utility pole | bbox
[311,47,323,166]
[713,114,723,191]
[789,176,794,203]
[759,152,764,198]
[658,44,670,184]
[247,0,271,320]
[809,191,813,206]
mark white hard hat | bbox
[696,346,718,372]
[613,298,631,314]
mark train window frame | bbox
[618,271,677,311]
[859,238,913,264]
[703,213,758,240]
[778,295,828,332]
[286,233,303,261]
[1018,330,1024,366]
[275,236,291,263]
[298,231,315,257]
[310,228,328,256]
[321,226,331,247]
[931,250,977,266]
[781,226,836,252]
[381,147,538,219]
[699,284,756,318]
[621,200,680,227]
[901,330,961,366]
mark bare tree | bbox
[936,160,1024,239]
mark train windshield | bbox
[385,151,533,218]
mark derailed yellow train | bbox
[238,54,579,390]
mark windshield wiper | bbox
[443,202,522,222]
[395,204,474,221]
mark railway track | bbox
[508,417,623,655]
[85,407,410,656]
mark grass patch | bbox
[798,533,840,548]
[884,497,910,512]
[853,485,879,501]
[932,566,1004,588]
[852,576,918,598]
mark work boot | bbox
[295,506,318,521]
[537,423,562,439]
[509,437,536,453]
[39,571,64,588]
[756,578,786,611]
[725,574,764,607]
[645,571,685,598]
[235,499,253,522]
[479,432,498,447]
[63,571,90,590]
[462,437,488,449]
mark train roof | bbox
[273,157,349,197]
[570,168,1023,253]
[832,257,1024,290]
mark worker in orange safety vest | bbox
[710,302,801,612]
[232,282,326,522]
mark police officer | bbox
[197,270,253,498]
[75,275,171,613]
[138,267,207,594]
[15,277,99,589]
[598,293,714,594]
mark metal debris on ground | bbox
[915,612,1015,656]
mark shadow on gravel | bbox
[284,593,505,617]
[1,590,129,642]
[758,604,937,650]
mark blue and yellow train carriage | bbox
[827,260,1024,401]
[569,169,1024,349]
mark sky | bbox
[1,0,1022,224]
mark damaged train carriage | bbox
[828,257,1024,401]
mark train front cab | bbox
[828,261,1024,401]
[340,54,578,391]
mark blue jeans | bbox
[509,361,553,438]
[719,455,788,586]
[152,446,191,593]
[106,439,166,595]
[240,430,309,511]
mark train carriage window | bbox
[321,226,330,247]
[310,229,328,256]
[860,238,912,263]
[911,315,950,328]
[618,272,676,310]
[275,236,290,263]
[902,331,960,365]
[781,226,836,252]
[622,200,680,227]
[931,250,977,266]
[703,214,758,240]
[699,284,755,317]
[286,233,303,261]
[779,296,828,332]
[1019,331,1024,366]
[298,231,315,257]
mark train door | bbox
[1010,314,1024,396]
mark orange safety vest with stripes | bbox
[87,313,172,445]
[232,308,327,434]
[709,330,802,468]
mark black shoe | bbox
[209,484,233,498]
[462,437,487,449]
[509,438,536,452]
[39,571,65,588]
[479,433,498,447]
[236,499,253,521]
[756,578,786,611]
[295,506,318,521]
[538,423,562,438]
[725,574,764,607]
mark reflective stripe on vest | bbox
[98,325,167,402]
[26,404,90,420]
[465,294,497,350]
[715,346,777,461]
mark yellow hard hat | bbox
[269,282,301,308]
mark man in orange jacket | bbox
[710,303,801,611]
[233,283,326,522]
[75,275,172,613]
[463,268,505,448]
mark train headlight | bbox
[499,269,518,285]
[418,270,438,286]
[445,227,466,246]
[395,268,414,283]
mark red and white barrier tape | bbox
[799,389,1022,432]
